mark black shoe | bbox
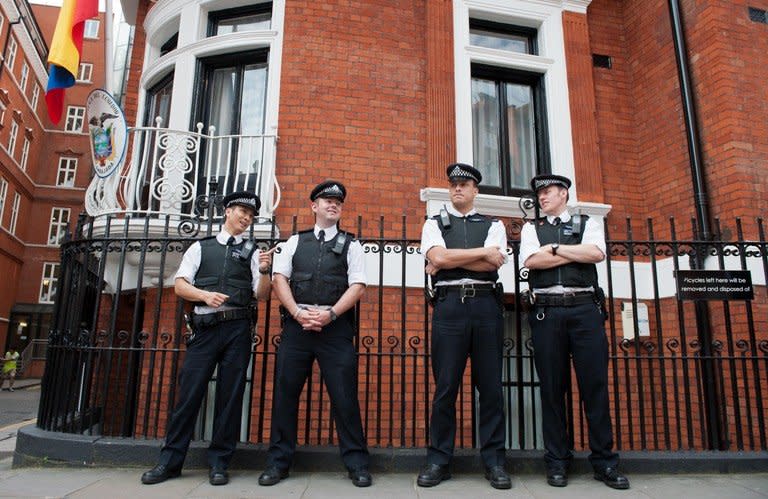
[141,464,181,485]
[209,469,229,486]
[417,463,450,487]
[547,470,568,487]
[594,466,630,490]
[258,466,289,486]
[348,467,372,487]
[484,465,511,489]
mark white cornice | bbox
[140,31,275,89]
[420,187,612,219]
[465,46,554,73]
[0,0,48,85]
[562,1,592,14]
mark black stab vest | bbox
[433,212,499,284]
[290,229,351,305]
[195,236,256,308]
[527,215,599,289]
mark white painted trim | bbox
[562,0,592,14]
[139,31,276,90]
[0,0,48,84]
[453,0,579,200]
[136,0,285,215]
[420,187,611,219]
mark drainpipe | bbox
[667,0,724,450]
[667,0,712,239]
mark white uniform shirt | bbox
[175,229,263,314]
[420,204,508,286]
[519,209,606,294]
[272,224,367,307]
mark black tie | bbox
[226,236,236,246]
[552,217,561,226]
[318,230,325,244]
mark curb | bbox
[12,426,768,474]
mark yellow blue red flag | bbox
[45,0,99,124]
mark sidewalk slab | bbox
[0,467,765,499]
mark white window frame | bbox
[5,36,17,71]
[0,177,7,226]
[9,191,20,234]
[56,156,78,186]
[20,137,29,171]
[65,106,85,132]
[77,62,93,82]
[19,61,29,92]
[48,207,71,246]
[39,262,60,304]
[8,120,18,156]
[0,101,6,126]
[0,12,5,33]
[84,19,100,39]
[31,84,40,111]
[140,0,286,213]
[434,0,582,219]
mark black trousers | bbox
[159,317,251,471]
[427,290,506,467]
[266,317,369,471]
[529,302,619,472]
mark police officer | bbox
[258,180,371,488]
[141,191,273,486]
[417,163,511,489]
[520,174,629,490]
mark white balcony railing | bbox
[84,119,280,219]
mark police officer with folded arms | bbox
[417,163,511,490]
[520,174,629,490]
[258,180,371,488]
[141,191,273,486]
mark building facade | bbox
[31,0,767,456]
[0,0,105,375]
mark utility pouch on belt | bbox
[520,290,533,312]
[425,285,437,307]
[595,287,609,320]
[278,305,289,327]
[494,282,504,308]
[184,312,195,344]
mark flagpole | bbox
[104,0,114,94]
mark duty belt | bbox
[193,308,250,327]
[436,283,496,303]
[534,292,595,307]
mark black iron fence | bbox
[39,212,768,452]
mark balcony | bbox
[80,121,279,291]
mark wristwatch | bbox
[259,266,271,275]
[329,308,338,322]
[551,243,559,256]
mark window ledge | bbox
[420,187,611,219]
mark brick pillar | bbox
[563,11,605,204]
[425,0,456,186]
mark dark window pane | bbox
[215,12,271,35]
[472,78,502,188]
[470,28,529,54]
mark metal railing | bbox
[84,120,279,219]
[38,212,767,452]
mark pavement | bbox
[1,379,767,498]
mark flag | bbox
[45,0,99,124]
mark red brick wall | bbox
[678,0,768,222]
[275,0,429,238]
[588,0,767,234]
